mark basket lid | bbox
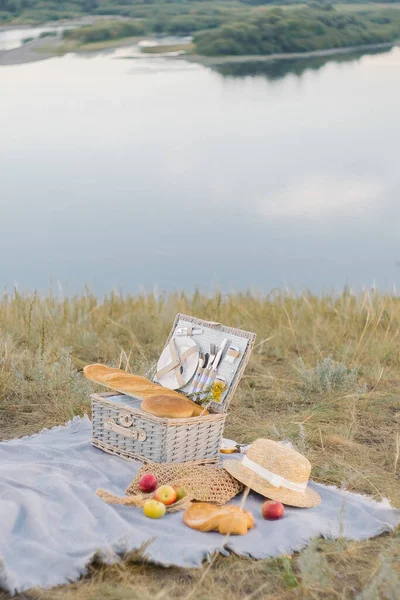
[153,313,256,413]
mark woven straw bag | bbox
[96,463,243,512]
[127,463,244,504]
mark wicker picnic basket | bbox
[91,314,256,465]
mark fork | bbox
[189,352,205,394]
[197,343,217,394]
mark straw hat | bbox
[223,439,321,508]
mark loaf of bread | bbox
[183,503,254,535]
[141,396,194,419]
[83,364,209,418]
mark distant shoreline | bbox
[184,42,400,67]
[182,40,399,67]
[0,20,398,67]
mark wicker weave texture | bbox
[92,398,166,462]
[91,313,255,465]
[160,314,256,414]
[126,463,243,504]
[96,488,192,512]
[92,395,226,464]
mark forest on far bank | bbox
[1,0,400,26]
[194,5,400,55]
[1,0,400,59]
[57,4,400,56]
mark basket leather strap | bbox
[156,341,197,387]
[104,418,147,441]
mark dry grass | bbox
[0,288,399,599]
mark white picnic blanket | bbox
[0,416,399,594]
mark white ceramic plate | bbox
[156,336,199,390]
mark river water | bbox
[1,35,400,294]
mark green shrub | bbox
[63,19,147,43]
[297,356,366,395]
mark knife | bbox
[194,352,209,393]
[204,338,229,390]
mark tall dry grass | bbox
[0,288,399,599]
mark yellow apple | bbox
[154,485,177,505]
[143,499,166,519]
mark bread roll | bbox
[183,503,254,535]
[141,396,194,418]
[83,364,209,417]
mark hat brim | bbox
[223,459,321,508]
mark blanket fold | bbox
[0,417,399,594]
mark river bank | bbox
[183,40,400,67]
[0,16,129,64]
[1,25,398,68]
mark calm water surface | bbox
[1,42,400,294]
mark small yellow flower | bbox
[211,381,226,403]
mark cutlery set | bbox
[189,338,230,398]
[156,319,246,406]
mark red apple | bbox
[138,473,158,493]
[154,485,177,506]
[261,500,285,520]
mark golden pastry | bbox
[183,502,254,535]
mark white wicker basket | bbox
[92,314,256,465]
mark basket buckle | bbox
[119,411,134,428]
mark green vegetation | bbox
[38,29,58,37]
[0,0,249,26]
[194,6,400,55]
[63,18,146,43]
[1,0,399,28]
[0,288,399,599]
[1,0,400,60]
[24,4,397,58]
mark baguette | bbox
[141,396,194,419]
[83,364,209,417]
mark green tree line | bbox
[2,0,400,25]
[194,6,400,55]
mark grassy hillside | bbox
[0,288,399,599]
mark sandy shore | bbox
[0,16,126,65]
[0,37,60,65]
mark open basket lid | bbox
[153,313,256,414]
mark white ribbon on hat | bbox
[241,455,307,494]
